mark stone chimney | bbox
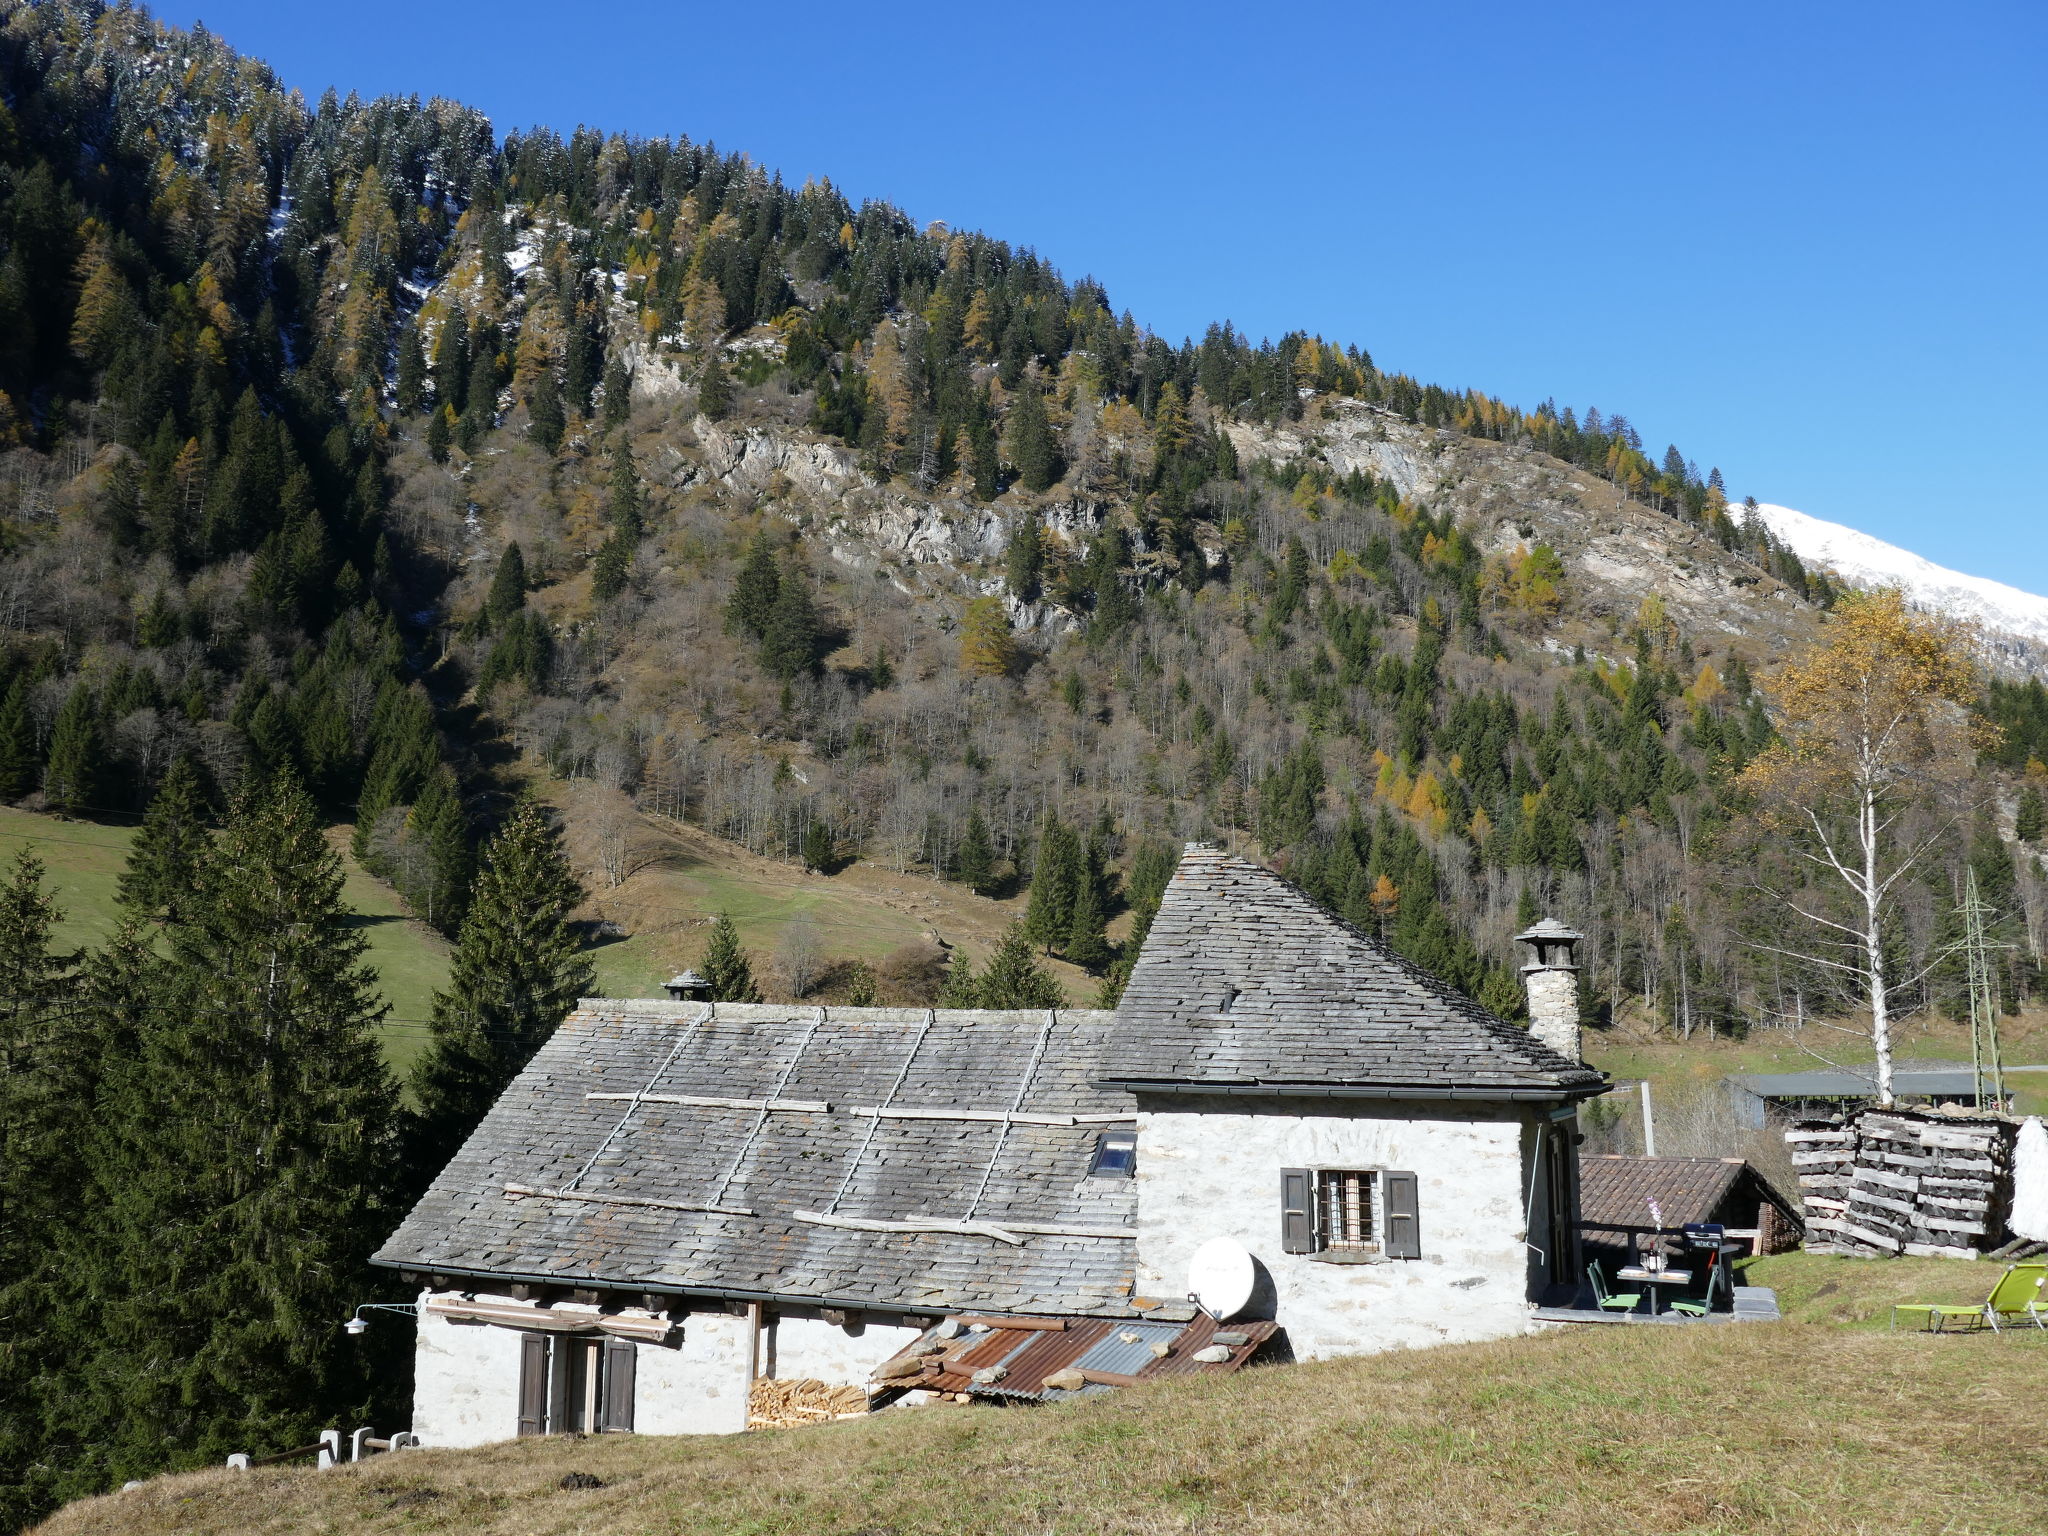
[1514,918,1583,1062]
[663,969,712,1002]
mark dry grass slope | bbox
[40,1293,2048,1536]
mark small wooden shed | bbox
[1578,1155,1803,1273]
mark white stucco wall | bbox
[1133,1099,1539,1360]
[633,1308,753,1437]
[764,1309,924,1386]
[409,1292,755,1446]
[410,1293,532,1449]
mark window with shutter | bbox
[600,1336,637,1432]
[517,1334,550,1438]
[1280,1167,1316,1253]
[1383,1170,1421,1259]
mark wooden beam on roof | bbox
[845,1107,1133,1127]
[584,1092,831,1113]
[503,1182,755,1217]
[789,1209,1137,1243]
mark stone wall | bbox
[1132,1097,1547,1359]
[762,1307,924,1388]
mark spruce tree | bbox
[697,349,733,421]
[2017,785,2046,843]
[42,682,101,815]
[0,851,80,1530]
[407,803,594,1177]
[394,321,426,415]
[725,530,781,639]
[802,819,835,874]
[1021,817,1080,953]
[526,367,564,453]
[760,561,821,680]
[0,678,36,801]
[955,809,995,895]
[701,913,762,1002]
[1005,517,1044,602]
[116,754,210,925]
[938,948,979,1006]
[975,923,1064,1008]
[1009,385,1060,493]
[608,437,643,542]
[406,765,473,935]
[600,355,632,430]
[484,542,528,631]
[77,774,399,1484]
[591,534,633,603]
[1064,859,1112,970]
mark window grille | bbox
[1318,1169,1378,1249]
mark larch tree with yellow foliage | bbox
[958,596,1015,679]
[1735,590,1993,1105]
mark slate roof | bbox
[1578,1156,1800,1231]
[374,1004,1144,1317]
[1097,845,1607,1098]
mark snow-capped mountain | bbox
[1742,501,2048,653]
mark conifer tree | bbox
[116,754,210,925]
[42,681,102,815]
[975,923,1064,1008]
[697,349,733,421]
[600,355,631,430]
[955,809,995,895]
[394,321,426,415]
[938,948,979,1006]
[1021,817,1080,953]
[0,678,36,801]
[77,774,399,1484]
[701,913,762,1002]
[1005,517,1043,602]
[725,530,781,639]
[760,560,821,680]
[483,542,528,632]
[2017,785,2045,843]
[591,535,633,603]
[608,437,643,542]
[1009,384,1060,492]
[1064,853,1112,970]
[0,850,79,1531]
[407,803,594,1176]
[405,765,473,935]
[802,819,835,874]
[526,367,563,453]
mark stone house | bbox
[372,845,1606,1446]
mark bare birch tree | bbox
[1736,590,1991,1104]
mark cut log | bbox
[1902,1242,1980,1261]
[1851,1166,1920,1193]
[1919,1128,2001,1152]
[1847,1189,1916,1219]
[1840,1223,1904,1253]
[1918,1214,1988,1237]
[1785,1130,1855,1144]
[951,1316,1069,1332]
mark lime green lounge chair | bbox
[1892,1262,2048,1333]
[1588,1262,1642,1315]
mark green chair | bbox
[1587,1261,1643,1315]
[1667,1247,1725,1318]
[1892,1262,2048,1333]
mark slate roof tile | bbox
[1097,844,1605,1096]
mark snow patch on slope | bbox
[1743,502,2048,649]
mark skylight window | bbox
[1089,1129,1137,1178]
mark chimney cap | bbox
[663,969,711,1000]
[1513,917,1583,944]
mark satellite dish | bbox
[1186,1236,1256,1322]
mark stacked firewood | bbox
[1790,1109,2013,1259]
[747,1377,869,1429]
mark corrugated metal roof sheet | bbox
[878,1313,1279,1401]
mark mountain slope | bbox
[1744,500,2048,658]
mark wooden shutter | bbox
[1281,1167,1316,1253]
[545,1334,571,1435]
[601,1336,637,1432]
[1383,1171,1421,1259]
[517,1334,549,1438]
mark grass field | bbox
[38,1259,2048,1536]
[0,806,452,1077]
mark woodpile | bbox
[747,1377,869,1429]
[1789,1108,2015,1259]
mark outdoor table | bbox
[1615,1266,1695,1316]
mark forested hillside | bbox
[3,0,2047,1523]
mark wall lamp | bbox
[343,1302,423,1336]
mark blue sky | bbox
[165,2,2045,591]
